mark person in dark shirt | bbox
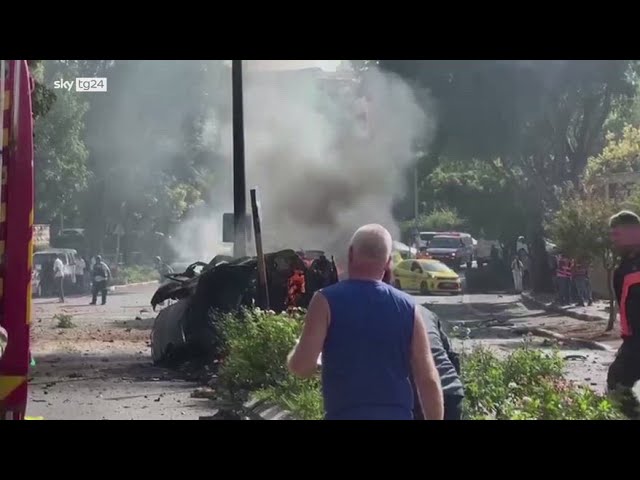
[382,269,464,419]
[608,210,640,419]
[412,306,464,420]
[90,255,112,306]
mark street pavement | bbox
[27,284,214,420]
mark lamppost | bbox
[232,60,247,257]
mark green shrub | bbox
[461,345,624,420]
[217,308,306,399]
[257,376,324,420]
[217,308,623,420]
[54,313,75,329]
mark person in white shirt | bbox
[76,256,87,293]
[511,256,524,294]
[53,254,65,303]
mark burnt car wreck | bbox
[150,249,339,367]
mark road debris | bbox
[191,387,217,399]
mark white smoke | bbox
[172,61,435,264]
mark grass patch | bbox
[54,314,75,329]
[111,265,157,286]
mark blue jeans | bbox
[557,277,571,304]
[574,276,592,305]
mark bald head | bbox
[348,224,393,280]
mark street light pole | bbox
[413,165,419,221]
[232,60,247,258]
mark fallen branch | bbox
[507,326,613,351]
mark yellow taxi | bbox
[392,250,404,266]
[393,258,462,295]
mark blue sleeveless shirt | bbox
[320,279,415,420]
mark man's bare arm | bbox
[410,307,444,420]
[287,292,330,378]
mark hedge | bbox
[216,309,624,420]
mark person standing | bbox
[90,255,112,306]
[511,256,524,293]
[287,224,444,420]
[412,306,464,420]
[0,325,7,360]
[154,256,174,284]
[53,254,65,303]
[607,210,640,419]
[572,257,593,307]
[76,256,86,293]
[555,254,572,305]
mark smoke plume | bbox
[173,61,435,263]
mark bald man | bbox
[287,224,444,420]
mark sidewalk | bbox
[521,292,610,323]
[521,291,622,349]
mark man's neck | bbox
[347,269,383,282]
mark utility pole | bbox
[413,165,419,221]
[232,60,247,258]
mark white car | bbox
[516,236,558,258]
[476,239,502,264]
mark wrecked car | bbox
[150,249,338,367]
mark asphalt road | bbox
[27,284,214,420]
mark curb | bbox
[521,292,607,323]
[111,281,158,291]
[489,325,615,352]
[243,397,296,420]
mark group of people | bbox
[553,254,593,306]
[48,254,112,305]
[286,213,640,420]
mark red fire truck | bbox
[0,60,35,420]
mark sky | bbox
[244,60,343,72]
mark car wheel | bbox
[394,279,402,290]
[420,281,430,295]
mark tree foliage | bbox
[426,158,528,244]
[401,207,467,233]
[377,60,639,291]
[548,186,616,263]
[34,61,90,226]
[30,60,230,255]
[585,124,640,182]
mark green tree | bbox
[34,61,90,228]
[28,60,56,120]
[78,60,228,258]
[584,124,640,183]
[401,207,467,234]
[378,60,640,292]
[548,187,618,329]
[426,158,528,252]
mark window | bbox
[429,237,462,249]
[420,232,436,243]
[397,261,411,270]
[411,262,422,273]
[421,261,453,273]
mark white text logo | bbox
[53,78,107,93]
